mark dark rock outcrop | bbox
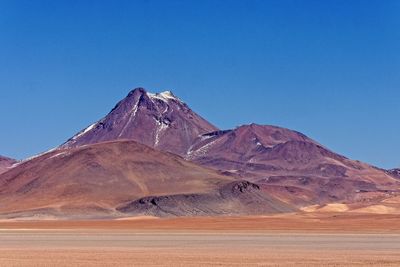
[117,181,294,217]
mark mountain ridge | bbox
[1,87,399,218]
[0,156,16,174]
[387,168,400,179]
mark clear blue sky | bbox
[0,0,399,168]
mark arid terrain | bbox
[2,0,399,264]
[1,89,399,219]
[1,89,399,266]
[1,214,400,266]
[0,140,293,219]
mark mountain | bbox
[62,88,218,156]
[2,87,395,218]
[187,124,399,206]
[0,140,293,219]
[59,88,400,210]
[0,156,16,174]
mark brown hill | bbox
[186,124,400,206]
[0,140,293,219]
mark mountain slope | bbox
[0,140,293,219]
[63,88,218,156]
[186,124,400,206]
[0,156,16,174]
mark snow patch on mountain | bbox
[147,91,181,103]
[12,147,58,168]
[118,100,140,138]
[186,138,221,159]
[72,122,98,141]
[154,118,169,146]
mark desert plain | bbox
[1,213,400,267]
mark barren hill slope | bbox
[0,140,293,219]
[187,124,400,206]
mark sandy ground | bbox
[1,213,400,232]
[1,214,400,266]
